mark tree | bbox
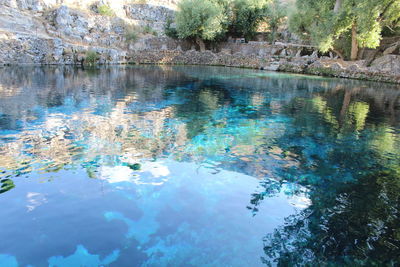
[175,0,228,51]
[264,0,287,43]
[229,0,270,41]
[174,0,274,47]
[289,0,400,60]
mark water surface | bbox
[0,66,399,266]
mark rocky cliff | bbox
[0,0,177,64]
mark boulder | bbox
[310,50,318,58]
[370,54,400,74]
[264,62,280,71]
[383,42,400,56]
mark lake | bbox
[0,65,399,266]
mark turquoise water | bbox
[0,66,399,266]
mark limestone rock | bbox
[264,62,280,71]
[310,50,318,58]
[124,4,175,36]
[383,42,400,56]
[370,55,400,74]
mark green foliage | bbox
[229,0,270,40]
[333,31,353,59]
[97,4,115,17]
[164,17,179,39]
[85,50,98,65]
[174,0,275,45]
[175,0,228,41]
[142,25,158,36]
[130,0,147,3]
[264,0,287,42]
[289,0,400,58]
[124,24,158,43]
[125,30,138,42]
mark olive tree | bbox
[289,0,400,60]
[175,0,227,51]
[229,0,270,40]
[264,0,287,43]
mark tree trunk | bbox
[334,0,342,13]
[196,36,206,52]
[332,49,344,60]
[350,23,359,61]
[270,29,276,44]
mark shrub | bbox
[173,0,269,47]
[97,5,115,17]
[164,17,178,39]
[142,25,157,36]
[125,25,140,42]
[131,0,148,4]
[85,50,98,65]
[125,30,138,42]
[229,0,270,41]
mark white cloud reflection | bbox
[99,161,170,186]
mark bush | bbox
[229,0,270,41]
[131,0,148,4]
[173,0,270,46]
[125,25,140,42]
[164,17,178,39]
[85,50,98,65]
[125,30,138,42]
[142,25,158,36]
[264,0,287,43]
[97,5,115,17]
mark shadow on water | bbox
[0,65,399,265]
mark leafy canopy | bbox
[174,0,273,43]
[175,0,227,41]
[263,0,287,42]
[289,0,400,54]
[228,0,270,40]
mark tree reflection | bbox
[256,90,400,265]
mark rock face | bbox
[46,5,127,46]
[0,0,176,65]
[124,4,175,35]
[370,55,400,74]
[0,31,127,64]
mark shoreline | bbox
[2,52,400,85]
